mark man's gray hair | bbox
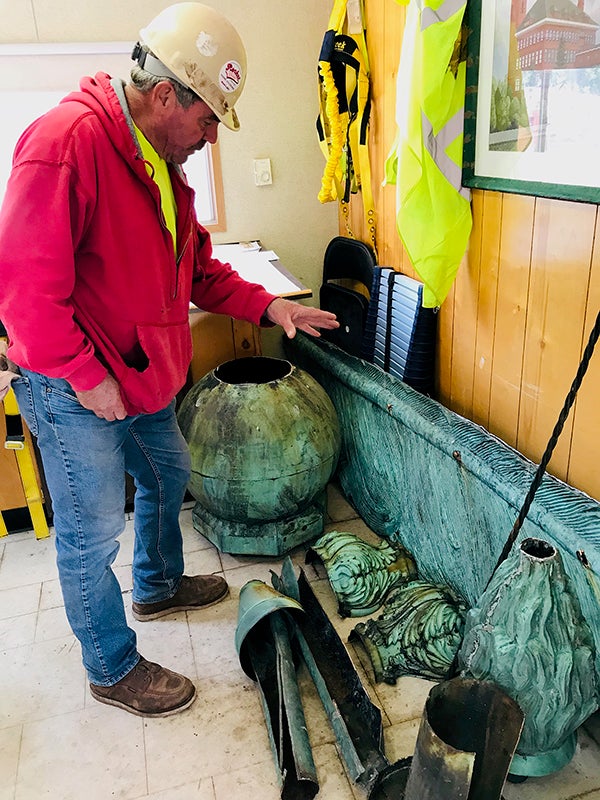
[130,56,199,109]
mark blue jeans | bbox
[12,370,191,686]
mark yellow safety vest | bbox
[317,0,377,256]
[385,0,472,308]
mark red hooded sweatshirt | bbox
[0,73,277,415]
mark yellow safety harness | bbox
[317,0,377,257]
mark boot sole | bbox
[90,685,197,717]
[132,587,229,621]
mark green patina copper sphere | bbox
[177,356,341,555]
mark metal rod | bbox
[487,308,600,586]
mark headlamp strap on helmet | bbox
[131,42,181,86]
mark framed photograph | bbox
[463,0,600,202]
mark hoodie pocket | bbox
[119,320,192,414]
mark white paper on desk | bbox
[212,245,302,295]
[212,242,260,261]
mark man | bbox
[0,2,337,718]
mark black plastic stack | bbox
[319,236,376,358]
[320,239,437,395]
[362,269,440,396]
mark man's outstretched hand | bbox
[265,298,339,339]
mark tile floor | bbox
[2,484,600,800]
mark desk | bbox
[211,241,311,299]
[189,241,312,381]
[188,310,262,384]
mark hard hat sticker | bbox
[196,31,218,57]
[219,61,243,93]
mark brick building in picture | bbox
[510,0,600,81]
[500,0,600,153]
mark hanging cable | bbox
[487,308,600,586]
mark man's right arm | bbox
[0,124,108,399]
[75,374,127,421]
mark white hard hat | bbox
[133,2,247,131]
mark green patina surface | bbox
[307,530,417,617]
[177,357,340,555]
[284,334,600,680]
[459,538,598,776]
[351,580,467,683]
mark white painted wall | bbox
[0,0,339,354]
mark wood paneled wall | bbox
[344,0,600,501]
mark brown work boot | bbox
[132,574,229,621]
[89,657,196,717]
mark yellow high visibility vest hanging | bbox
[385,0,472,309]
[317,0,377,257]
